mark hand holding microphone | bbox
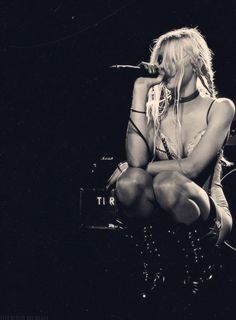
[110,61,160,74]
[137,61,160,75]
[110,61,165,90]
[135,61,165,89]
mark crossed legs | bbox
[116,167,211,226]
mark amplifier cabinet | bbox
[79,187,118,227]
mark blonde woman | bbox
[115,27,235,294]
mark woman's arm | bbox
[126,71,164,168]
[147,98,235,178]
[126,79,153,167]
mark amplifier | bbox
[79,187,119,229]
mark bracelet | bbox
[130,108,146,114]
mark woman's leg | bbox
[152,170,232,244]
[152,171,223,294]
[153,171,211,226]
[116,167,166,294]
[115,167,156,219]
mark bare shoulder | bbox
[209,97,235,122]
[214,97,235,112]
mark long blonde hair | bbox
[146,27,217,157]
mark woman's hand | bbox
[134,61,165,90]
[131,62,165,108]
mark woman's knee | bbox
[153,171,185,210]
[116,167,152,206]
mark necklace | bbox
[179,89,199,103]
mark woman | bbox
[114,27,235,294]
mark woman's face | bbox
[156,47,194,92]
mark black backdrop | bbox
[2,0,236,318]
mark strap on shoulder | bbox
[206,99,216,125]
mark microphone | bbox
[109,62,161,77]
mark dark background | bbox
[1,0,236,319]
